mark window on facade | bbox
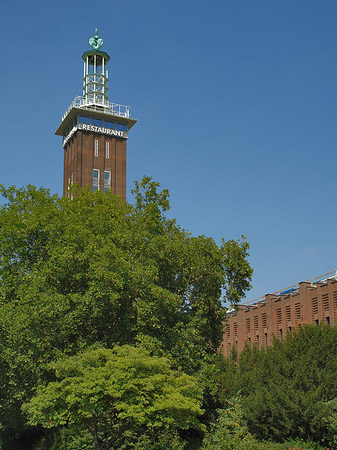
[322,294,329,311]
[95,140,98,157]
[295,302,301,324]
[116,123,127,132]
[92,118,103,127]
[104,171,111,193]
[233,322,238,337]
[246,318,250,337]
[254,315,258,333]
[106,142,109,159]
[105,121,115,129]
[93,169,99,191]
[333,292,337,324]
[280,329,283,341]
[285,305,291,322]
[79,115,90,124]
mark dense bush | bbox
[211,324,337,448]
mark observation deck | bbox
[55,95,136,138]
[61,95,131,122]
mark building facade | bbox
[55,30,136,200]
[221,273,337,358]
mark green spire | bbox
[89,28,103,51]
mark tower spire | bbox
[82,29,109,105]
[89,28,103,51]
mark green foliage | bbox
[201,394,329,450]
[214,324,337,447]
[201,395,259,450]
[221,236,252,306]
[23,346,203,450]
[0,179,253,441]
[283,438,328,450]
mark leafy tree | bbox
[22,346,204,450]
[201,395,259,450]
[234,324,337,445]
[0,180,253,444]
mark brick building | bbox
[55,29,136,200]
[221,273,337,358]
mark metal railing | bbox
[62,96,131,121]
[242,270,337,307]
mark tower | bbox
[55,29,136,200]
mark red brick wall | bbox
[221,278,337,358]
[63,130,127,201]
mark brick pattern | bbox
[63,130,127,201]
[222,279,337,357]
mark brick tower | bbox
[55,29,136,200]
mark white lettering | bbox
[63,121,128,148]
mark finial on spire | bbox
[89,28,103,51]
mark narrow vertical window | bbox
[104,171,111,193]
[93,169,99,191]
[95,140,98,157]
[106,142,109,159]
[71,173,74,200]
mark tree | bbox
[0,179,253,442]
[22,346,204,450]
[201,395,259,450]
[234,324,337,445]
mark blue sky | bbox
[1,0,336,302]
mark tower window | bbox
[95,140,98,157]
[79,115,90,124]
[105,121,115,130]
[106,142,109,159]
[93,169,100,191]
[92,118,103,127]
[104,171,111,193]
[116,123,127,132]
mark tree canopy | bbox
[23,346,204,450]
[0,179,253,447]
[208,323,337,448]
